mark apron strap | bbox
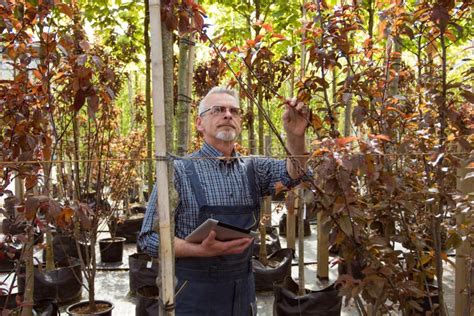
[244,158,259,208]
[183,159,208,208]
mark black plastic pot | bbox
[99,237,126,263]
[278,213,311,237]
[33,300,59,316]
[17,262,83,305]
[273,276,342,316]
[338,257,366,280]
[421,293,440,315]
[136,286,159,316]
[66,300,114,316]
[0,242,22,272]
[253,248,293,292]
[110,215,144,243]
[128,253,159,295]
[252,226,282,258]
[43,234,91,266]
[0,290,19,312]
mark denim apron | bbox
[175,159,258,316]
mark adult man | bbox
[139,86,308,315]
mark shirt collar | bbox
[199,142,240,165]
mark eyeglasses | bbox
[200,105,243,117]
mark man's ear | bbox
[196,116,204,133]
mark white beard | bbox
[216,130,236,141]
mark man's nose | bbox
[223,108,233,119]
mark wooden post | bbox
[286,190,296,250]
[149,0,175,314]
[297,188,305,295]
[455,157,473,316]
[14,174,24,200]
[317,211,329,279]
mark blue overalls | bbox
[175,159,259,316]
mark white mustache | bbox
[217,124,236,129]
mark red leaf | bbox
[262,24,273,32]
[272,33,286,40]
[369,134,392,142]
[246,39,256,47]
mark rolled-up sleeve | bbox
[137,184,160,257]
[254,158,302,197]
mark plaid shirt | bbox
[138,142,299,257]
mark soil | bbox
[70,302,111,314]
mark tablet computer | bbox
[185,219,258,243]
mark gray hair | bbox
[198,87,239,115]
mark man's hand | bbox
[174,231,253,258]
[282,98,309,137]
[199,230,253,256]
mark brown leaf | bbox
[460,90,474,103]
[56,3,74,19]
[430,4,450,32]
[24,195,49,220]
[79,40,91,52]
[46,200,62,221]
[87,92,99,117]
[352,106,367,125]
[76,203,93,230]
[57,207,75,228]
[310,111,323,130]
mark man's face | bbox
[196,93,242,143]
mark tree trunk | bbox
[176,35,190,156]
[247,71,256,154]
[20,228,34,316]
[44,229,55,271]
[144,0,154,197]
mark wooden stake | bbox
[149,1,175,314]
[259,199,269,266]
[286,190,296,250]
[297,188,305,295]
[317,211,329,280]
[455,156,473,316]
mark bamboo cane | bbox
[149,1,175,314]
